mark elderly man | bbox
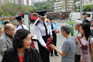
[50,24,76,62]
[74,20,82,62]
[0,23,15,56]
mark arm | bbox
[91,43,93,62]
[50,44,66,57]
[34,25,46,48]
[48,24,53,39]
[91,39,93,61]
[34,49,43,62]
[2,50,9,62]
[0,39,7,56]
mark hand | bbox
[50,35,53,40]
[49,44,56,49]
[45,46,48,50]
[57,30,60,33]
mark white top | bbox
[34,18,52,47]
[15,24,29,32]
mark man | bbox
[15,15,36,48]
[49,16,59,56]
[82,13,90,24]
[34,10,53,62]
[0,23,15,56]
[15,15,29,32]
[50,24,76,62]
[74,20,82,62]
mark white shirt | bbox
[34,18,52,47]
[15,24,29,32]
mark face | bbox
[17,20,23,25]
[40,17,45,21]
[6,26,15,36]
[75,24,78,30]
[50,20,53,23]
[23,34,31,49]
[79,26,84,35]
[82,14,87,19]
[61,30,65,37]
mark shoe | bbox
[55,54,58,56]
[51,54,53,56]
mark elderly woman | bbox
[50,24,76,62]
[2,29,42,62]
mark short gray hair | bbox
[60,24,71,34]
[75,20,82,26]
[4,25,10,30]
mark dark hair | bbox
[4,21,9,25]
[83,12,87,15]
[80,23,91,40]
[13,29,30,49]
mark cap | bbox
[15,16,24,21]
[49,16,54,20]
[36,10,47,18]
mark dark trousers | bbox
[51,31,57,55]
[75,54,81,62]
[38,35,50,62]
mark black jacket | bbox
[2,47,42,62]
[83,19,90,24]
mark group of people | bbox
[0,14,42,62]
[0,9,93,62]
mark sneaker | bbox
[55,54,59,56]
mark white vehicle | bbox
[69,12,93,21]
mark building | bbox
[0,0,9,6]
[82,0,93,4]
[0,0,48,6]
[33,0,48,2]
[54,0,74,12]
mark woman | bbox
[2,29,42,62]
[79,23,93,62]
[50,24,76,62]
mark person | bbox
[49,16,59,56]
[90,24,93,37]
[50,24,76,62]
[15,15,35,48]
[0,23,15,56]
[0,26,3,37]
[2,29,42,62]
[15,15,29,32]
[74,20,82,62]
[82,13,90,24]
[79,23,93,62]
[34,10,53,62]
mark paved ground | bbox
[0,20,67,62]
